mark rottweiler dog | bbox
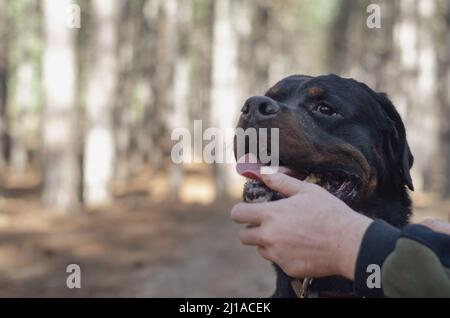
[234,74,414,298]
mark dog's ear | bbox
[376,93,414,191]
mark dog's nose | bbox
[241,96,280,121]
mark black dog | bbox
[234,74,414,298]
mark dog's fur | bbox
[234,74,414,297]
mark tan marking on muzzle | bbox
[336,143,376,206]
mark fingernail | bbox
[260,166,278,175]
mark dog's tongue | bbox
[236,153,292,181]
[236,153,264,180]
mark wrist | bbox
[334,211,373,280]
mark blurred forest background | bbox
[0,0,449,297]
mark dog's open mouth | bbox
[236,153,361,204]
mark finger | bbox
[239,226,264,246]
[260,172,310,197]
[230,202,265,225]
[231,200,281,224]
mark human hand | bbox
[231,173,373,280]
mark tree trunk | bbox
[41,0,80,211]
[434,0,450,197]
[10,0,41,174]
[133,0,159,174]
[135,0,170,173]
[83,0,119,205]
[187,0,214,160]
[113,0,134,183]
[247,1,270,95]
[168,0,192,200]
[74,0,91,204]
[210,0,240,199]
[0,0,7,192]
[329,0,398,90]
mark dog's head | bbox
[234,74,414,214]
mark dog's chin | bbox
[243,171,361,204]
[243,179,285,203]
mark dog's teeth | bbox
[305,173,320,184]
[252,196,269,203]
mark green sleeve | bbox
[382,237,450,297]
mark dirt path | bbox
[125,202,275,297]
[0,195,274,297]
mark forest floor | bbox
[0,167,276,297]
[0,169,449,297]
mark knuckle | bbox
[261,208,274,221]
[260,227,275,246]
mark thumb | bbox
[260,172,309,197]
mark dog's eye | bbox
[314,103,337,116]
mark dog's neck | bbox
[272,181,412,298]
[359,185,412,228]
